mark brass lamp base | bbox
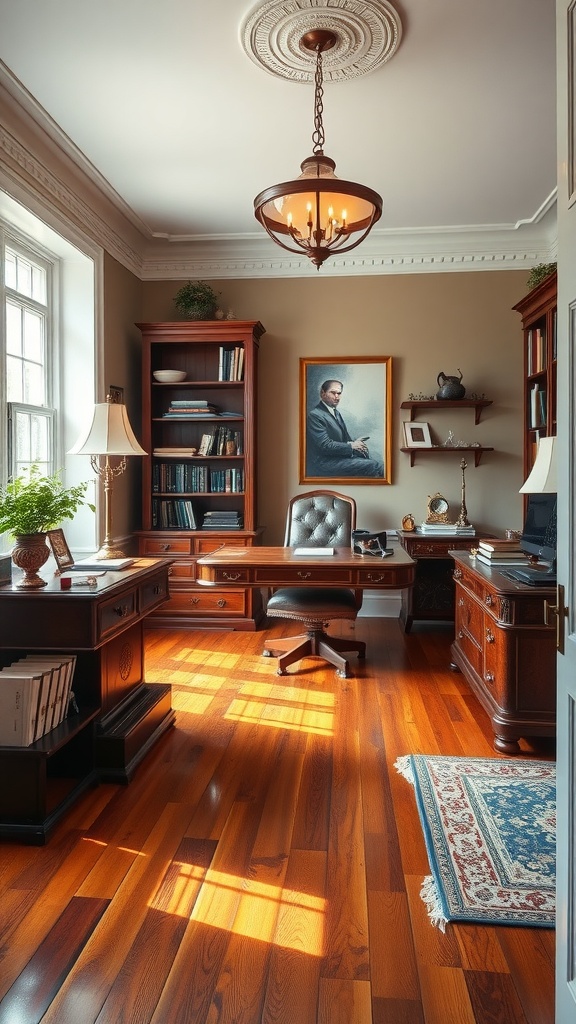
[94,542,128,560]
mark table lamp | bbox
[519,435,557,493]
[68,395,146,559]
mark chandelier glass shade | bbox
[253,30,383,269]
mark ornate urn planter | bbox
[11,533,50,589]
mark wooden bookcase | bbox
[136,320,266,630]
[513,271,557,483]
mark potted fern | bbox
[0,466,94,589]
[173,280,219,320]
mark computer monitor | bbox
[520,492,557,567]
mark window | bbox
[2,239,56,478]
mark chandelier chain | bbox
[312,46,325,153]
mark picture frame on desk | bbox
[300,356,392,485]
[46,528,75,571]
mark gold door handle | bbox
[545,584,568,653]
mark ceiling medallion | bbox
[240,0,402,83]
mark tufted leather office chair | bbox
[263,490,366,677]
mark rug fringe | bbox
[394,755,414,783]
[420,875,448,932]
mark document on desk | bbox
[293,547,335,556]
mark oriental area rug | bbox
[395,754,556,930]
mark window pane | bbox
[23,309,43,361]
[31,265,46,303]
[6,355,23,402]
[5,250,16,289]
[30,415,48,461]
[17,256,32,298]
[6,301,22,355]
[23,362,44,405]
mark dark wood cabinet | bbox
[398,531,491,631]
[512,271,557,483]
[136,320,265,630]
[449,552,556,753]
[0,559,175,842]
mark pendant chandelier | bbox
[253,29,383,270]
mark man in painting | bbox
[306,379,384,478]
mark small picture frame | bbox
[47,528,75,572]
[403,421,432,447]
[108,385,124,404]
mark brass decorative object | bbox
[455,458,471,528]
[425,493,450,525]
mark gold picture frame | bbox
[300,356,392,485]
[47,528,75,571]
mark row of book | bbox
[152,498,197,529]
[152,463,244,494]
[218,345,244,381]
[198,426,243,457]
[527,326,546,375]
[0,654,77,747]
[474,538,527,567]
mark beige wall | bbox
[140,270,529,542]
[102,254,143,544]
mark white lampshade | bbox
[68,402,146,456]
[519,435,557,493]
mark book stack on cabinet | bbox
[475,538,529,568]
[0,654,76,746]
[136,320,266,630]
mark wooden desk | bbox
[196,544,416,591]
[0,558,175,842]
[450,552,556,753]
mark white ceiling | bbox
[0,0,558,277]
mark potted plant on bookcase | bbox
[0,466,94,589]
[173,280,219,320]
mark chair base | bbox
[263,628,366,677]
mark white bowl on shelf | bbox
[153,369,186,383]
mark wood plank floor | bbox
[0,617,555,1024]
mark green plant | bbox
[173,280,219,320]
[0,465,95,537]
[527,262,556,290]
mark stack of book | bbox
[162,400,217,418]
[475,538,528,567]
[0,654,77,746]
[202,510,244,530]
[417,522,476,536]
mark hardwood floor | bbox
[0,617,555,1024]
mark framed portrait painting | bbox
[300,357,392,485]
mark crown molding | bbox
[0,62,557,281]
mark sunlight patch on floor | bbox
[187,867,325,955]
[238,681,335,707]
[225,697,333,735]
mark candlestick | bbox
[455,457,470,528]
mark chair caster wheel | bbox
[337,668,351,678]
[262,650,272,657]
[277,668,286,675]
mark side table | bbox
[398,531,493,632]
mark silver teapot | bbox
[436,369,466,400]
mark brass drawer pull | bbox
[190,597,200,605]
[485,628,495,644]
[366,573,386,582]
[453,568,462,579]
[458,597,464,607]
[161,543,171,551]
[485,594,493,607]
[113,604,130,618]
[484,671,494,684]
[153,585,162,595]
[223,571,241,581]
[458,629,464,639]
[297,571,311,579]
[217,599,227,607]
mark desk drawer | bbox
[254,567,354,585]
[139,573,170,613]
[156,589,247,617]
[98,590,138,640]
[141,537,193,555]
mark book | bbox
[478,539,523,552]
[0,671,42,745]
[293,546,335,556]
[476,554,528,567]
[66,556,134,570]
[477,548,524,560]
